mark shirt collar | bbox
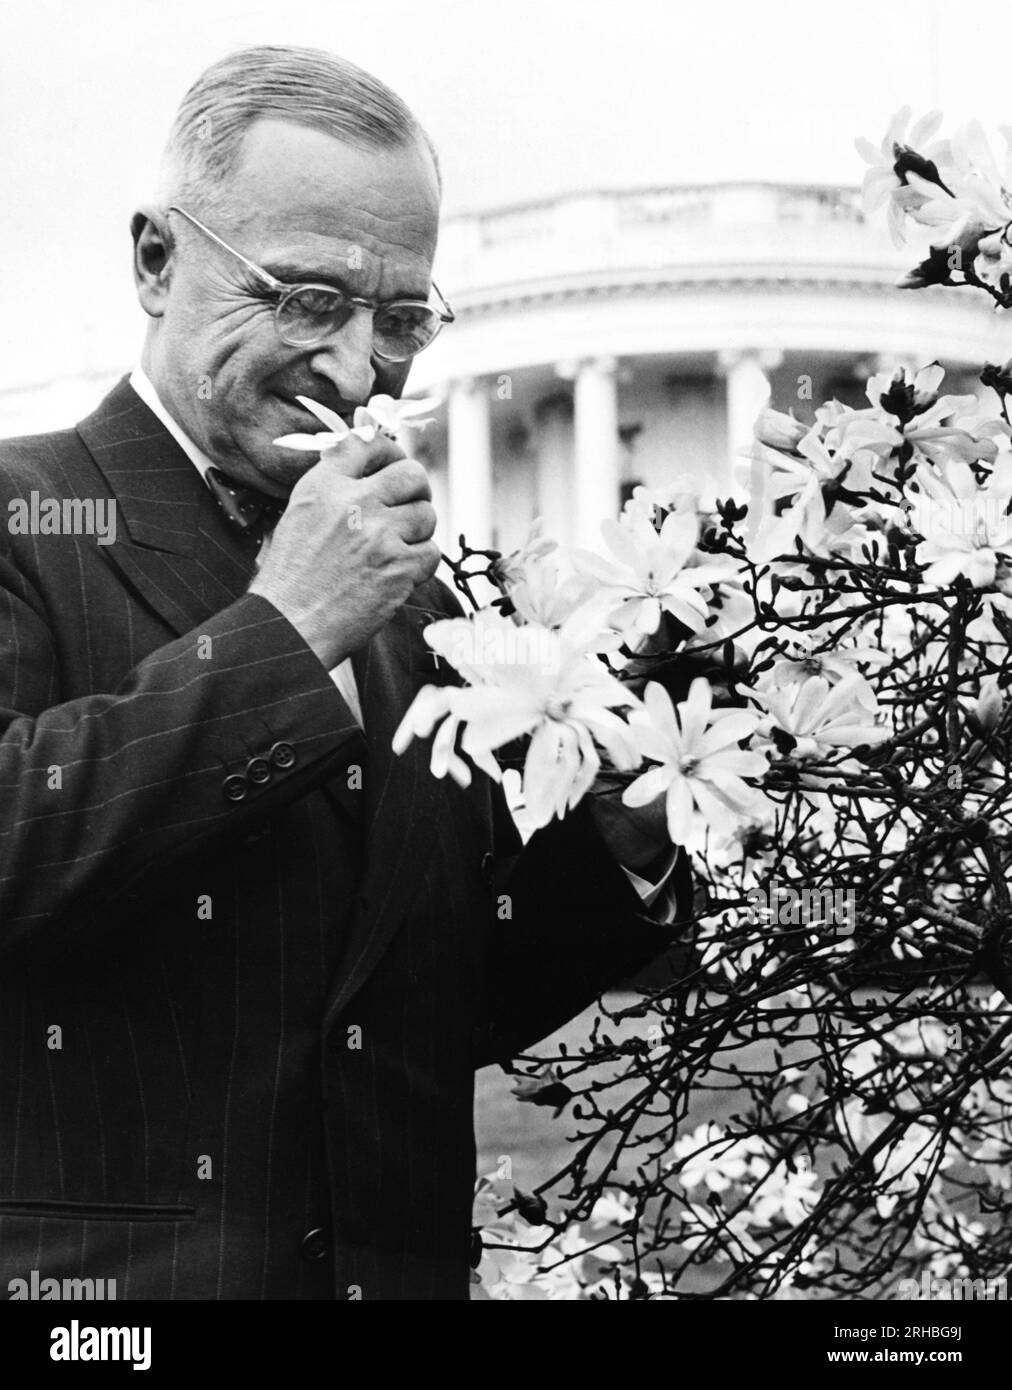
[129,366,218,483]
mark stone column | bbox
[572,355,620,547]
[447,376,493,549]
[719,348,783,532]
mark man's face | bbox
[142,119,441,495]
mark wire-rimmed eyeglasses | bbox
[167,205,454,361]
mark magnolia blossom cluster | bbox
[476,990,1012,1301]
[469,1144,823,1301]
[857,107,1012,303]
[470,1172,643,1300]
[752,361,1010,572]
[293,353,1012,918]
[389,435,921,850]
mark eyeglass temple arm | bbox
[170,203,455,322]
[431,281,456,322]
[167,206,287,293]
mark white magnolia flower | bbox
[494,518,558,588]
[840,1037,881,1084]
[971,1136,1012,1188]
[972,673,1005,732]
[750,674,891,760]
[623,472,746,527]
[680,585,755,656]
[751,480,867,565]
[841,1105,949,1219]
[361,393,440,437]
[947,120,1012,205]
[622,678,769,847]
[855,107,947,245]
[508,553,616,639]
[588,1190,636,1229]
[815,366,1001,479]
[975,224,1012,296]
[748,1159,821,1228]
[900,179,1002,255]
[756,426,853,502]
[475,1244,551,1301]
[472,1172,515,1229]
[885,1018,950,1058]
[871,366,1001,467]
[535,1226,597,1299]
[907,454,1012,587]
[670,1123,768,1193]
[754,408,808,452]
[273,392,441,454]
[751,426,877,561]
[860,112,1012,275]
[761,639,889,693]
[573,511,736,637]
[909,120,1012,249]
[392,608,642,828]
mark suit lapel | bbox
[76,377,260,635]
[79,380,458,1019]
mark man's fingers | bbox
[315,433,406,481]
[357,435,409,477]
[406,538,442,583]
[370,458,432,506]
[390,500,437,545]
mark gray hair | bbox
[158,44,440,216]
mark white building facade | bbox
[408,182,1012,554]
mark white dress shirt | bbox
[128,367,675,917]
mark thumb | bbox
[316,436,372,480]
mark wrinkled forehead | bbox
[224,118,440,290]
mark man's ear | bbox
[131,206,174,317]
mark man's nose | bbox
[306,309,377,403]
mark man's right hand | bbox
[249,433,440,671]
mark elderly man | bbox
[0,45,685,1301]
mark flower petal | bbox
[295,396,352,435]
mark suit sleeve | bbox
[418,577,690,1064]
[476,790,691,1067]
[0,554,361,960]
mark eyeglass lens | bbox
[276,285,441,358]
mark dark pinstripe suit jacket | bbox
[0,378,681,1300]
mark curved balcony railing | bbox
[435,182,902,306]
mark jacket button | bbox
[300,1227,329,1262]
[246,756,271,785]
[480,851,495,885]
[269,741,296,770]
[222,774,247,803]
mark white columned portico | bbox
[719,348,784,531]
[569,355,620,547]
[446,376,494,548]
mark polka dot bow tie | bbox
[204,466,286,540]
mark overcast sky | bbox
[0,0,1006,390]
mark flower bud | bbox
[973,675,1004,733]
[754,409,806,451]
